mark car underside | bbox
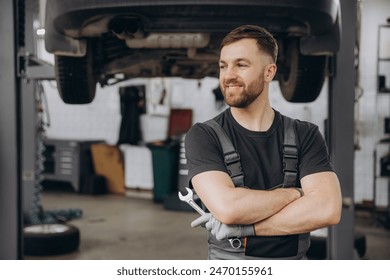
[45,0,341,104]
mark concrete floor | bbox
[24,186,390,260]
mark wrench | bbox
[178,187,241,249]
[178,187,206,216]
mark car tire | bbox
[278,39,328,103]
[55,44,97,104]
[24,224,80,256]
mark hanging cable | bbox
[28,81,82,225]
[354,1,363,151]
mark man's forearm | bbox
[253,192,341,235]
[248,172,342,236]
[192,171,302,225]
[201,186,302,225]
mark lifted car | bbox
[44,0,341,104]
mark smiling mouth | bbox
[226,85,242,88]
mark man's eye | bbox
[219,65,226,70]
[238,64,248,68]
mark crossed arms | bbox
[191,170,342,236]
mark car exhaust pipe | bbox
[109,17,144,40]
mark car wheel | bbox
[24,224,80,256]
[55,44,97,104]
[278,39,328,103]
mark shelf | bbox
[379,138,390,143]
[375,176,390,179]
[377,25,390,92]
[373,24,390,229]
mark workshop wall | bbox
[42,78,328,144]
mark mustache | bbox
[222,78,244,86]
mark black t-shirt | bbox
[185,108,335,259]
[186,108,334,190]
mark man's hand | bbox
[191,213,255,240]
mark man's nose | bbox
[222,66,238,80]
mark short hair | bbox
[221,25,278,63]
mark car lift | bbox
[0,0,356,259]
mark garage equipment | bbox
[178,187,241,249]
[147,140,180,202]
[42,139,103,193]
[117,85,145,145]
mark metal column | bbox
[0,0,44,259]
[21,0,41,233]
[0,0,23,259]
[327,0,357,259]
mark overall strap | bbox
[282,117,299,187]
[204,119,244,187]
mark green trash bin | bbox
[147,140,180,202]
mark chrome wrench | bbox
[178,187,241,249]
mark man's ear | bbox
[264,63,277,82]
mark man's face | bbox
[219,38,267,108]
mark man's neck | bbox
[230,100,274,132]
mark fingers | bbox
[215,230,226,241]
[214,224,236,240]
[211,225,218,238]
[191,213,211,228]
